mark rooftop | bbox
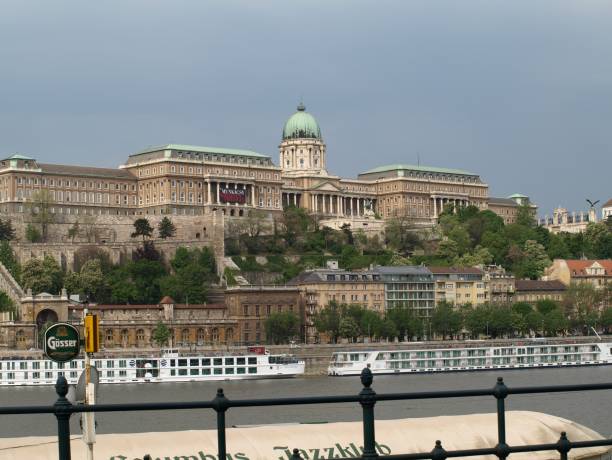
[39,163,135,180]
[375,265,432,275]
[130,144,270,159]
[515,280,567,291]
[488,197,518,206]
[360,164,477,176]
[429,267,484,275]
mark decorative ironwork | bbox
[0,369,610,460]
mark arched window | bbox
[121,329,129,347]
[136,329,145,343]
[197,328,205,344]
[181,328,190,344]
[105,329,113,345]
[211,328,219,343]
[16,330,26,347]
[226,328,234,344]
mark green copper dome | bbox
[282,103,322,140]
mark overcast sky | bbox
[1,1,611,216]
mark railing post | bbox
[359,367,378,458]
[431,440,448,460]
[556,431,571,460]
[54,376,72,460]
[213,388,229,460]
[290,448,304,459]
[493,377,509,459]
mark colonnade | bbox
[207,181,256,207]
[431,196,470,218]
[282,192,301,207]
[310,194,371,217]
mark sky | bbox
[1,1,611,216]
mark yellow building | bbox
[288,267,385,344]
[429,267,488,306]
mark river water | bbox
[0,367,610,438]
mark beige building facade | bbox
[544,259,612,289]
[429,267,488,306]
[0,103,504,236]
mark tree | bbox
[64,259,109,302]
[20,256,63,295]
[431,301,463,339]
[0,241,20,281]
[339,316,360,342]
[159,247,217,303]
[435,239,459,262]
[562,283,601,329]
[0,219,16,241]
[601,308,612,333]
[67,221,80,243]
[152,321,171,347]
[0,291,15,314]
[314,301,343,343]
[131,218,154,241]
[384,217,422,256]
[280,206,312,247]
[514,240,551,279]
[25,223,42,243]
[264,311,300,344]
[158,217,177,239]
[28,189,55,242]
[386,307,421,340]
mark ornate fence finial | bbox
[431,440,448,460]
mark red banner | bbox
[220,188,246,204]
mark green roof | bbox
[282,103,322,140]
[3,154,34,161]
[360,163,477,176]
[131,144,269,159]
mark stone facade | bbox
[544,259,612,289]
[224,286,302,344]
[538,207,598,234]
[484,266,516,304]
[488,194,537,225]
[0,103,503,236]
[514,280,567,303]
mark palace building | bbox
[0,103,512,231]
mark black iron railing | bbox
[0,369,611,459]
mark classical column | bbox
[358,198,362,216]
[433,197,437,217]
[207,181,212,204]
[293,193,297,206]
[251,185,256,206]
[216,182,220,204]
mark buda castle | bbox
[0,104,522,233]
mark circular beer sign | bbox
[44,323,80,362]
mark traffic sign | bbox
[44,323,80,362]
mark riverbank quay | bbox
[1,336,610,375]
[0,369,611,460]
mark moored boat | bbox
[0,348,305,386]
[328,340,612,376]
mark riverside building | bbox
[0,103,519,232]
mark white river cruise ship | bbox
[328,340,612,376]
[0,348,305,386]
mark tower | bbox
[279,103,327,175]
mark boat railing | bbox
[1,370,610,460]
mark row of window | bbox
[14,176,134,191]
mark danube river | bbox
[0,367,610,438]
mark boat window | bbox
[170,360,176,367]
[178,369,187,376]
[237,358,246,365]
[58,362,65,369]
[350,354,360,361]
[237,368,245,374]
[33,372,40,379]
[225,358,234,365]
[214,368,223,375]
[190,369,199,376]
[202,358,211,366]
[248,357,257,365]
[202,368,211,375]
[178,359,188,367]
[119,360,126,368]
[70,361,77,369]
[106,361,113,368]
[70,371,77,378]
[190,359,199,367]
[226,368,234,374]
[19,362,27,370]
[248,367,257,374]
[214,358,223,366]
[45,372,52,379]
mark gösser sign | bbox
[44,323,80,363]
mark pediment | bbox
[311,181,343,192]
